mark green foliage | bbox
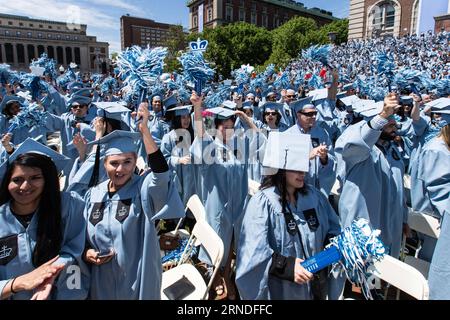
[175,17,348,77]
[191,23,273,78]
[163,25,188,73]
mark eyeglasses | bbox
[71,104,87,109]
[299,111,317,117]
[265,112,278,116]
[286,95,295,98]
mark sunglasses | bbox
[71,104,87,109]
[265,112,278,116]
[299,111,317,117]
[286,95,295,98]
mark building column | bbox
[63,47,67,66]
[12,43,18,67]
[34,46,38,60]
[1,44,6,64]
[24,43,29,65]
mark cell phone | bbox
[163,276,196,300]
[97,249,115,259]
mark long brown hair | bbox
[260,170,307,214]
[438,124,450,150]
[0,153,62,267]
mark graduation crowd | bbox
[0,30,449,300]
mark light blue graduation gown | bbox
[190,130,266,265]
[335,120,408,257]
[416,138,450,285]
[0,192,89,300]
[315,99,341,143]
[161,129,197,205]
[83,170,184,300]
[235,185,341,300]
[285,124,337,196]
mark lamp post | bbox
[328,31,337,44]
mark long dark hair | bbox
[0,153,62,267]
[171,114,194,145]
[260,170,307,214]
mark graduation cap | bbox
[400,96,413,105]
[67,81,84,93]
[339,95,360,110]
[429,98,450,122]
[164,105,192,117]
[261,102,284,113]
[262,131,311,175]
[0,95,25,112]
[67,94,92,107]
[72,88,93,98]
[242,101,253,110]
[87,130,142,157]
[0,137,70,179]
[290,96,314,113]
[354,101,384,118]
[206,107,236,120]
[342,83,355,91]
[94,101,131,129]
[163,94,178,110]
[307,88,328,102]
[222,100,237,110]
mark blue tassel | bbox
[161,238,199,264]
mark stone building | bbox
[348,0,450,40]
[187,0,336,33]
[0,13,109,73]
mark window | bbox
[193,15,198,28]
[74,36,78,40]
[5,30,10,36]
[47,34,52,39]
[48,25,52,29]
[38,32,43,38]
[371,1,396,30]
[66,35,70,40]
[207,7,213,22]
[39,24,43,28]
[239,9,245,22]
[29,23,34,27]
[8,21,13,25]
[57,35,61,39]
[252,1,257,10]
[251,12,257,25]
[19,22,23,26]
[16,31,21,36]
[239,0,244,7]
[262,14,268,27]
[226,6,233,21]
[27,32,32,37]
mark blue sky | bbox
[1,0,349,55]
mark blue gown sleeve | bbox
[417,147,450,218]
[236,192,274,300]
[53,192,89,299]
[47,85,68,116]
[140,167,185,222]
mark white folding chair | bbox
[369,255,429,300]
[248,179,260,196]
[161,219,225,300]
[159,194,206,259]
[402,209,440,279]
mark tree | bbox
[163,25,188,73]
[267,16,319,69]
[318,19,349,45]
[194,23,272,78]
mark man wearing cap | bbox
[278,89,296,127]
[286,97,337,197]
[335,93,410,258]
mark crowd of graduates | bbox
[0,29,448,300]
